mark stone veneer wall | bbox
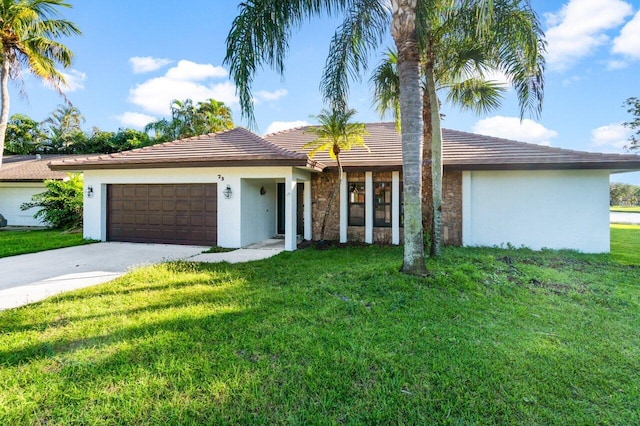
[310,169,462,245]
[310,172,341,241]
[441,171,463,246]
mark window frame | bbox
[347,182,366,226]
[373,181,392,228]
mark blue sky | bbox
[10,0,640,183]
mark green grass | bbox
[610,205,640,212]
[611,224,640,265]
[0,229,95,258]
[1,230,640,424]
[202,246,236,253]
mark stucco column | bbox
[284,176,297,251]
[462,171,471,247]
[365,171,373,244]
[340,172,348,243]
[392,171,400,245]
[304,180,312,241]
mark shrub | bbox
[21,173,83,229]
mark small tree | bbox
[623,97,640,150]
[21,173,83,229]
[303,108,368,241]
[4,114,46,154]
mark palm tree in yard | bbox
[0,0,81,167]
[225,0,430,275]
[303,107,369,241]
[371,0,545,256]
[224,0,537,274]
[144,98,234,142]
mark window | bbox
[374,182,392,227]
[348,182,365,226]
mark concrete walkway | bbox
[0,240,284,311]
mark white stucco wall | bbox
[82,166,312,249]
[0,182,48,226]
[241,179,277,246]
[462,170,610,253]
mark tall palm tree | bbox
[0,0,81,167]
[42,104,85,152]
[196,98,234,134]
[144,98,234,142]
[303,107,369,241]
[225,0,430,275]
[371,0,545,256]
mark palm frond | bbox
[224,0,351,129]
[320,0,389,111]
[370,49,400,125]
[444,78,507,114]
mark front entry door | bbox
[277,183,304,235]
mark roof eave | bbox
[50,158,324,172]
[444,162,640,172]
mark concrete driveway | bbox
[0,241,284,311]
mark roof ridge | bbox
[443,128,640,158]
[243,127,308,159]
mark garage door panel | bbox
[176,186,190,198]
[176,214,189,226]
[162,186,175,197]
[122,186,136,198]
[175,200,189,211]
[108,183,217,245]
[148,214,161,225]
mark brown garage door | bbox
[107,184,217,245]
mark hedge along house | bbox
[0,155,76,227]
[50,123,640,253]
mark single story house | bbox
[0,155,74,227]
[49,123,640,253]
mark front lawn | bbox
[0,229,94,258]
[610,205,640,212]
[1,239,639,423]
[611,224,640,265]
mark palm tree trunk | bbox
[319,154,342,241]
[0,58,10,169]
[392,0,428,275]
[422,58,434,254]
[425,62,442,256]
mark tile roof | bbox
[49,127,324,171]
[48,123,640,172]
[0,155,76,181]
[265,122,640,171]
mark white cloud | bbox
[612,10,640,59]
[255,89,288,102]
[115,112,157,129]
[59,69,86,92]
[544,0,633,71]
[165,60,227,81]
[129,56,172,74]
[128,60,237,115]
[472,116,558,146]
[265,120,309,135]
[606,59,628,69]
[590,122,632,151]
[561,75,582,86]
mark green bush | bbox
[21,173,83,229]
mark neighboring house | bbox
[0,155,73,226]
[49,124,640,253]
